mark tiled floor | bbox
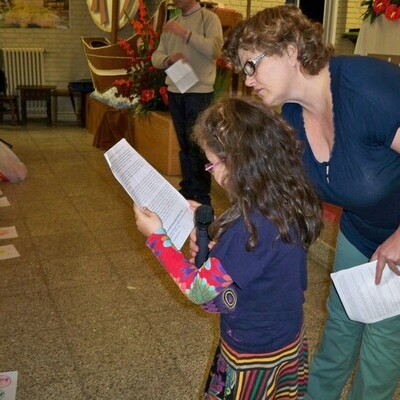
[0,122,398,399]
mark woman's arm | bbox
[372,127,400,284]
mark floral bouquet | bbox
[361,0,400,22]
[113,0,168,116]
[213,57,232,100]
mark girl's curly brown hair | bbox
[193,96,323,251]
[223,4,334,76]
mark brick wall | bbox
[346,0,365,29]
[227,0,284,18]
[335,0,364,55]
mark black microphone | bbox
[194,205,214,268]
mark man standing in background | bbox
[152,0,223,206]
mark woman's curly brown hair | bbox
[193,96,323,251]
[223,4,334,75]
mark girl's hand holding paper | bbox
[134,204,163,238]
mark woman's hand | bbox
[133,203,163,238]
[371,226,400,284]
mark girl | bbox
[133,96,322,399]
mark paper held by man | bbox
[165,59,199,94]
[104,139,194,249]
[331,260,400,323]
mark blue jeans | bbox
[167,91,212,205]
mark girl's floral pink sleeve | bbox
[146,229,233,304]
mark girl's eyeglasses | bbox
[243,52,267,77]
[204,159,224,172]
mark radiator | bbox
[1,48,46,113]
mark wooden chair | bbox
[368,53,400,67]
[0,70,20,125]
[0,96,20,124]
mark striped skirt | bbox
[204,324,308,400]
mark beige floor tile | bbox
[0,260,45,296]
[41,254,118,290]
[0,292,62,336]
[31,230,101,261]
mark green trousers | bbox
[305,231,400,400]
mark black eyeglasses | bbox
[243,52,267,77]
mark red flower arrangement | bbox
[113,0,168,115]
[213,57,232,100]
[362,0,400,22]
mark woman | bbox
[222,5,400,400]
